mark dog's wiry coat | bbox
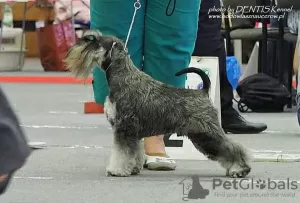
[63,30,251,178]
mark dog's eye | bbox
[83,35,96,41]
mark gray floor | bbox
[0,82,299,203]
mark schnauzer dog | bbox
[63,30,251,178]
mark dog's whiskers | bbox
[64,43,96,83]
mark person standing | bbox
[193,0,268,133]
[90,0,201,170]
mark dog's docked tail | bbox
[175,67,211,93]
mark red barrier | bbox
[84,102,104,114]
[2,0,87,2]
[0,75,93,84]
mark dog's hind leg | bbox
[131,140,145,175]
[106,127,139,177]
[187,131,251,178]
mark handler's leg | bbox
[193,0,267,134]
[143,0,200,170]
[90,0,145,105]
[144,0,200,87]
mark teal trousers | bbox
[90,0,201,104]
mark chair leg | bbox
[278,41,286,84]
[278,16,285,84]
[224,32,233,56]
[287,42,294,108]
[258,40,262,73]
[297,72,299,89]
[266,38,277,77]
[271,39,277,78]
[226,37,233,56]
[261,18,268,74]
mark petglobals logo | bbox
[213,178,298,191]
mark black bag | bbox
[236,73,291,112]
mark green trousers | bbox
[90,0,201,104]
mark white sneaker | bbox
[144,154,176,171]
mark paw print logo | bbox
[185,183,192,191]
[256,179,266,189]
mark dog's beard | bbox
[63,42,100,83]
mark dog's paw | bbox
[131,166,142,175]
[131,156,144,175]
[131,161,143,175]
[226,164,251,178]
[106,167,132,177]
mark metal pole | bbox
[70,0,76,43]
[0,2,5,52]
[18,1,28,70]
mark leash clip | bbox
[134,0,141,9]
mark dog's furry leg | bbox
[187,131,251,178]
[131,140,145,175]
[104,97,142,176]
[106,126,139,177]
[104,97,116,126]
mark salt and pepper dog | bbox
[63,30,251,178]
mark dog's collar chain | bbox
[109,42,117,58]
[103,58,112,73]
[105,63,112,73]
[103,42,117,73]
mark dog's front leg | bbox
[104,97,116,126]
[106,127,139,177]
[131,140,145,175]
